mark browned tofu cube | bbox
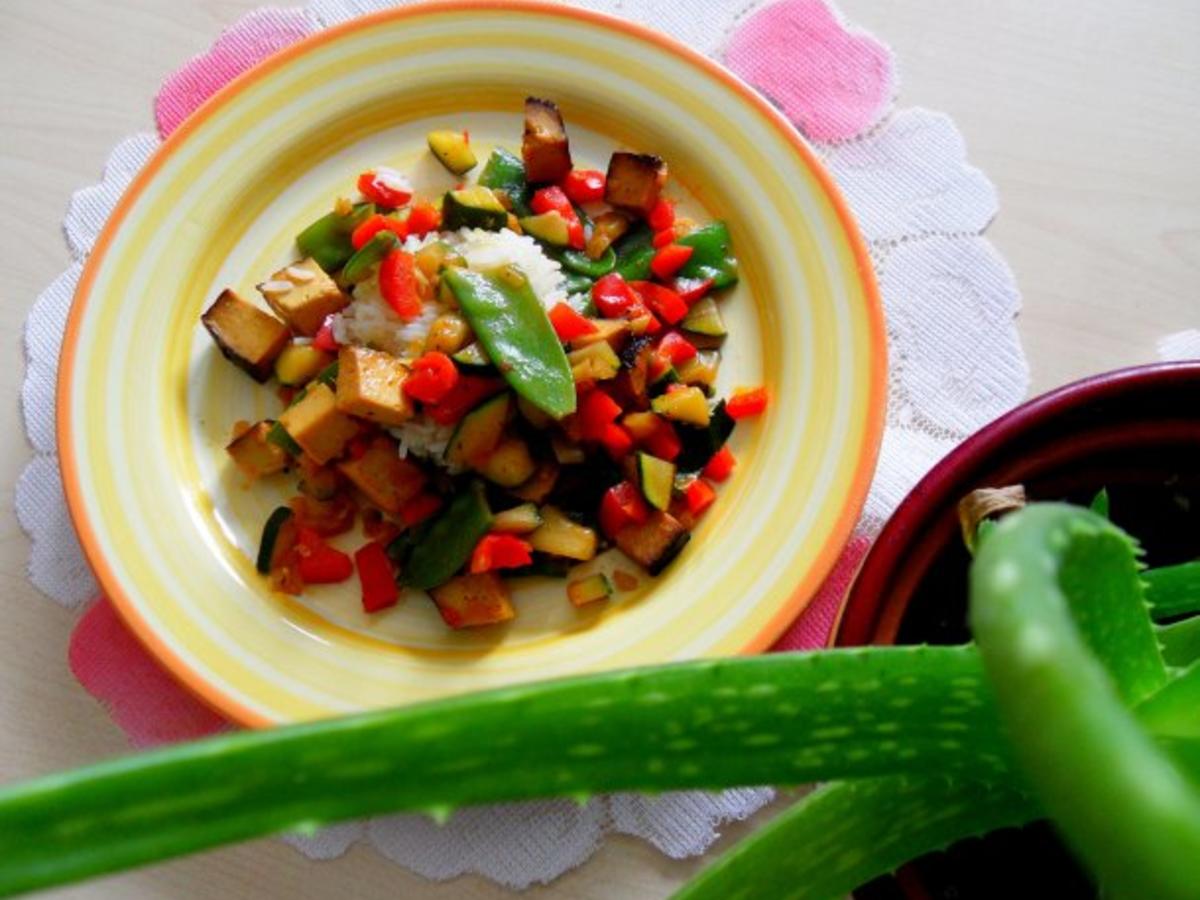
[335,347,414,427]
[201,289,291,382]
[522,97,572,184]
[429,573,515,628]
[225,421,289,479]
[257,257,349,336]
[604,152,668,218]
[277,382,359,464]
[336,436,427,514]
[615,510,690,575]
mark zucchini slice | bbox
[529,506,598,561]
[491,503,543,534]
[426,130,477,175]
[444,392,512,468]
[452,342,493,371]
[636,452,676,511]
[681,296,727,338]
[674,400,736,472]
[518,211,572,247]
[256,506,296,574]
[479,437,537,488]
[567,573,613,607]
[442,186,508,231]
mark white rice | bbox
[330,227,568,467]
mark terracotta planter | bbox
[838,361,1200,898]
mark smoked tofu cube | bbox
[522,97,572,184]
[604,152,668,218]
[615,510,690,575]
[225,421,289,479]
[430,573,515,628]
[201,289,290,382]
[257,257,349,336]
[277,382,359,464]
[336,436,427,513]
[335,347,414,427]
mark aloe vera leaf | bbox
[970,504,1200,900]
[1158,616,1200,667]
[674,776,1037,900]
[1145,561,1200,621]
[0,648,1006,898]
[1137,661,1200,740]
[1089,487,1110,518]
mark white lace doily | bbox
[17,0,1029,889]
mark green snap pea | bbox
[677,222,739,289]
[295,202,374,272]
[402,481,492,590]
[340,231,397,284]
[561,247,616,278]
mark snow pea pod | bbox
[402,481,492,590]
[295,202,374,272]
[561,246,616,278]
[613,223,656,281]
[340,231,397,284]
[477,147,532,216]
[676,222,739,289]
[443,266,576,418]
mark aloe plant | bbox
[0,502,1197,898]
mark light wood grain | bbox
[1,1,1197,897]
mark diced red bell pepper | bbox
[650,243,694,281]
[644,419,682,462]
[683,478,717,517]
[399,492,444,527]
[599,480,649,538]
[423,375,506,425]
[351,213,409,250]
[355,541,398,612]
[592,273,637,318]
[562,169,606,205]
[530,185,584,249]
[702,445,736,482]
[403,352,460,405]
[631,281,688,325]
[313,314,340,352]
[548,302,598,341]
[672,276,713,305]
[579,388,623,441]
[652,228,677,249]
[405,201,442,237]
[726,386,770,419]
[379,249,421,320]
[648,198,675,232]
[357,168,413,208]
[469,534,534,574]
[657,331,697,365]
[295,527,354,584]
[601,422,634,459]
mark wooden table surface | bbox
[1,1,1197,897]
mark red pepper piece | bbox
[399,492,444,527]
[683,478,717,517]
[357,169,412,208]
[379,249,421,320]
[548,302,599,341]
[351,213,409,250]
[672,276,713,305]
[402,352,460,405]
[650,243,695,281]
[355,541,398,612]
[469,534,534,573]
[562,169,606,205]
[601,422,634,459]
[313,315,340,352]
[295,527,354,584]
[702,445,736,482]
[423,375,506,425]
[657,331,697,365]
[531,186,585,249]
[652,228,677,249]
[644,419,682,462]
[599,480,650,538]
[592,272,637,318]
[579,389,623,441]
[648,198,675,232]
[405,201,442,237]
[631,281,688,325]
[726,386,770,419]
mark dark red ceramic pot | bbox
[838,361,1200,899]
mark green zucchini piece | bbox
[612,223,655,281]
[403,481,493,590]
[648,364,679,396]
[561,247,616,278]
[341,231,398,284]
[518,212,571,246]
[676,350,720,395]
[315,361,339,387]
[442,186,508,231]
[636,452,676,511]
[676,222,738,289]
[442,267,576,419]
[674,400,735,472]
[681,296,727,338]
[265,421,301,456]
[295,202,374,273]
[255,506,295,574]
[451,342,493,371]
[567,573,613,606]
[426,130,477,175]
[490,503,542,534]
[478,147,532,216]
[444,392,512,467]
[479,437,537,488]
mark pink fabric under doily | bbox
[68,0,893,745]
